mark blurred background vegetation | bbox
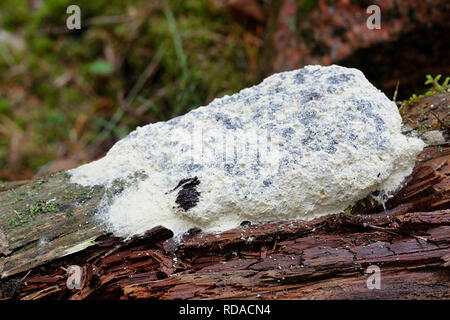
[0,0,448,181]
[0,0,260,180]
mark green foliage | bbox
[7,199,59,228]
[0,99,11,114]
[86,60,115,75]
[423,74,450,95]
[29,200,59,216]
[399,74,449,110]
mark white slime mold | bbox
[69,65,424,239]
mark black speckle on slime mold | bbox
[173,177,201,211]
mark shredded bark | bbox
[1,93,449,299]
[0,143,448,300]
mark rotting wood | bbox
[0,172,106,279]
[0,152,448,299]
[0,94,449,300]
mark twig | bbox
[117,92,152,124]
[393,80,399,103]
[92,44,165,146]
[362,223,437,244]
[362,223,398,235]
[435,159,448,171]
[20,270,32,282]
[125,44,165,105]
[430,111,449,130]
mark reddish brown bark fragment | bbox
[0,140,449,300]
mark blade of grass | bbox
[137,96,167,121]
[126,43,166,105]
[164,2,199,116]
[92,44,166,146]
[164,4,188,75]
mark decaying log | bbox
[0,95,449,300]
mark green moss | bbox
[399,74,449,110]
[8,210,25,227]
[344,196,378,215]
[65,207,75,218]
[29,200,59,216]
[9,196,25,205]
[1,173,106,231]
[7,199,59,227]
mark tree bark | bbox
[0,95,449,300]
